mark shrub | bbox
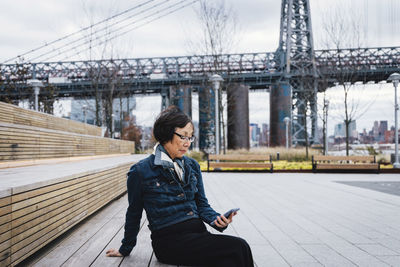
[187,150,206,162]
[366,146,378,156]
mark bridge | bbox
[2,47,400,96]
[1,0,400,149]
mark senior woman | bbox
[106,106,253,267]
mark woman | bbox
[106,106,253,267]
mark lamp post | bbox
[209,74,223,155]
[388,73,400,168]
[283,117,290,149]
[111,114,115,138]
[82,104,88,124]
[28,79,43,111]
[324,99,329,155]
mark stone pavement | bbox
[20,172,400,267]
[204,172,400,267]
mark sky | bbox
[1,0,400,135]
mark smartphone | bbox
[211,208,240,226]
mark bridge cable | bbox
[2,0,156,64]
[37,0,198,62]
[2,0,157,64]
[27,0,175,62]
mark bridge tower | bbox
[271,0,318,146]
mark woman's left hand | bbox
[213,211,237,228]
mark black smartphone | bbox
[211,208,240,226]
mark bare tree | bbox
[318,91,330,155]
[121,113,142,151]
[77,1,132,136]
[321,7,368,155]
[188,0,240,153]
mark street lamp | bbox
[209,74,223,155]
[27,79,43,111]
[388,73,400,168]
[111,114,115,138]
[82,104,88,124]
[324,99,329,155]
[283,117,290,149]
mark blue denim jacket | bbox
[119,152,224,256]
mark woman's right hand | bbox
[106,248,123,257]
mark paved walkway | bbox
[20,172,400,267]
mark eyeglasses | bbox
[174,132,196,143]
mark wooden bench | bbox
[207,154,273,173]
[0,102,135,162]
[0,155,146,266]
[0,102,141,266]
[0,122,134,161]
[0,101,101,136]
[312,155,380,173]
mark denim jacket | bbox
[119,152,224,256]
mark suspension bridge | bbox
[1,0,400,148]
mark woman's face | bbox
[163,122,194,159]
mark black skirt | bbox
[151,218,254,267]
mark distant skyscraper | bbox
[372,121,379,140]
[70,96,136,125]
[378,121,388,142]
[260,123,269,146]
[249,123,260,147]
[334,121,357,138]
[334,123,345,137]
[349,120,357,138]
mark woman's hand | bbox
[106,248,123,257]
[213,211,237,228]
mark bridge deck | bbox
[17,172,400,267]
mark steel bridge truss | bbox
[276,0,318,145]
[1,47,399,95]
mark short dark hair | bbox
[153,106,193,145]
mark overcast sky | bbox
[1,0,399,135]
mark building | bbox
[377,120,388,142]
[70,96,136,126]
[372,121,379,140]
[249,123,260,147]
[334,121,357,138]
[259,123,269,146]
[334,123,345,138]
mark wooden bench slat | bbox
[11,181,126,252]
[315,164,379,170]
[207,154,273,172]
[0,232,11,252]
[0,122,135,162]
[11,183,126,265]
[0,101,102,136]
[208,154,270,161]
[313,155,376,162]
[11,174,125,239]
[209,162,273,168]
[12,167,128,226]
[312,155,379,173]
